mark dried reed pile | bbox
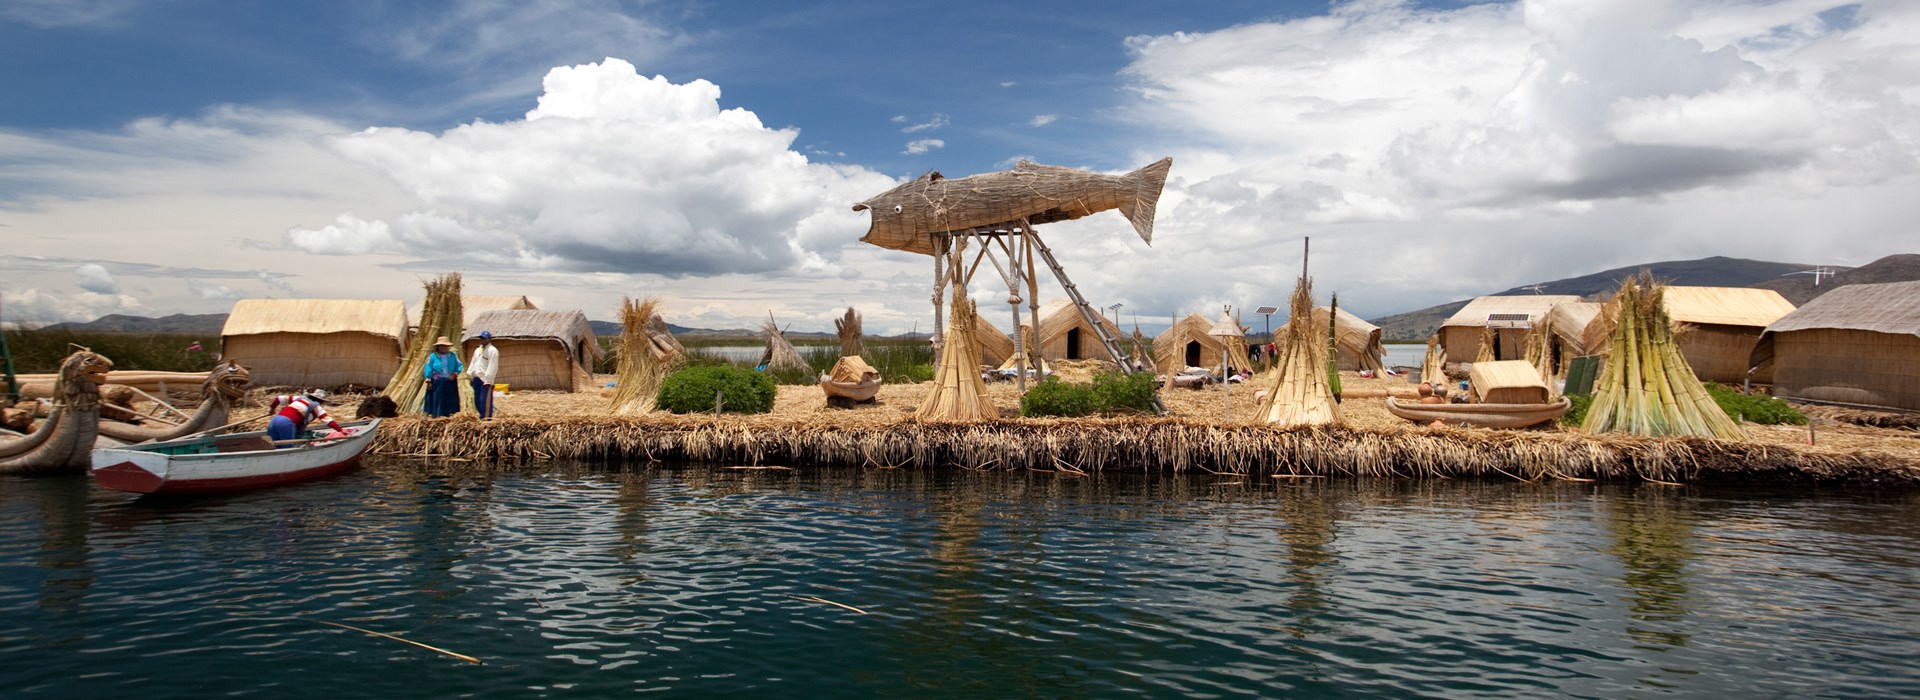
[1001,324,1046,374]
[917,297,993,421]
[609,297,680,415]
[371,414,1910,484]
[1583,274,1742,438]
[835,307,864,358]
[1526,327,1554,391]
[1254,277,1340,426]
[1421,336,1446,384]
[384,273,464,413]
[759,315,809,374]
[1476,326,1496,364]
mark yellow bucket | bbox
[495,383,510,395]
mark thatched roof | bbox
[1762,280,1920,337]
[1441,295,1585,329]
[461,295,537,327]
[971,320,1016,366]
[1035,298,1123,343]
[1278,307,1383,370]
[1547,302,1603,354]
[1661,286,1795,328]
[464,309,602,361]
[1152,313,1251,371]
[222,299,408,339]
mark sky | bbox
[2,0,1916,335]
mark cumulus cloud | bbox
[903,138,945,155]
[1030,114,1058,127]
[75,263,118,294]
[1106,0,1920,319]
[0,288,142,327]
[288,58,897,277]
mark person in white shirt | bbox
[467,331,501,419]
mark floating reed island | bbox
[364,377,1920,485]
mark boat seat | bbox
[215,436,275,453]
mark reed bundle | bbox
[1582,274,1742,439]
[835,307,864,358]
[1421,336,1446,385]
[1526,327,1554,392]
[384,273,464,414]
[369,414,1907,484]
[917,297,993,421]
[1475,326,1496,364]
[759,315,809,374]
[1254,277,1340,427]
[609,297,680,415]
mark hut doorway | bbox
[1185,341,1202,368]
[1067,328,1083,360]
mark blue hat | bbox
[478,331,492,340]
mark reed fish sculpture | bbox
[853,157,1172,256]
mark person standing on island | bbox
[467,331,499,419]
[423,336,463,417]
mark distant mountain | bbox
[1753,253,1920,305]
[40,313,229,335]
[1369,256,1821,340]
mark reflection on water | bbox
[1,462,1918,698]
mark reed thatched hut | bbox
[1750,280,1920,411]
[968,320,1018,368]
[462,309,602,392]
[1439,295,1583,364]
[220,299,408,388]
[1278,307,1384,372]
[1545,301,1602,374]
[1035,299,1123,362]
[1660,286,1796,384]
[1153,313,1252,372]
[461,295,537,328]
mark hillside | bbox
[1753,253,1920,305]
[1369,256,1819,340]
[40,313,229,335]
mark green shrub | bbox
[1561,393,1593,427]
[1022,372,1161,417]
[1706,383,1807,425]
[655,364,776,414]
[1090,371,1159,414]
[1021,377,1097,417]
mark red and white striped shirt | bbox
[268,394,343,433]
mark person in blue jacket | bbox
[422,336,464,417]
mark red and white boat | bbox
[91,418,382,495]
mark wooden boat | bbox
[1386,397,1571,429]
[91,419,382,495]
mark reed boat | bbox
[820,375,883,402]
[91,419,381,495]
[1385,397,1571,429]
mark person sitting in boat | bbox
[267,390,344,448]
[423,336,464,417]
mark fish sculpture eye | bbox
[893,205,903,213]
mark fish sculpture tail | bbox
[1118,157,1173,246]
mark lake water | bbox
[3,462,1917,698]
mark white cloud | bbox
[903,138,945,155]
[1030,114,1058,127]
[75,263,117,294]
[1102,0,1920,320]
[0,287,142,327]
[899,114,949,133]
[186,278,247,300]
[292,58,897,277]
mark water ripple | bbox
[0,467,1916,697]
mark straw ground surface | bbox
[324,368,1920,484]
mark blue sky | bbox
[2,0,1916,334]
